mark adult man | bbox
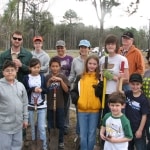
[54,40,73,135]
[119,31,145,75]
[31,36,50,75]
[0,30,32,82]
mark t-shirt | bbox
[99,54,128,94]
[125,90,149,132]
[46,73,70,109]
[54,55,73,77]
[102,112,133,150]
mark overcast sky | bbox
[1,0,150,30]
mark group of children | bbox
[0,36,150,150]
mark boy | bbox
[125,73,149,150]
[100,91,133,150]
[0,60,28,149]
[46,57,70,149]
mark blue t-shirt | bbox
[125,90,149,132]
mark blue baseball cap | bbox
[79,40,91,48]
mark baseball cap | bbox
[56,40,65,47]
[122,31,134,39]
[129,73,143,83]
[33,36,43,42]
[79,40,91,48]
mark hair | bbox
[29,58,41,68]
[49,57,61,67]
[12,30,23,37]
[2,60,17,71]
[104,34,119,53]
[108,91,126,105]
[82,55,100,79]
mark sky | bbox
[1,0,150,30]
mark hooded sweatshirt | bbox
[31,50,50,75]
[0,78,28,134]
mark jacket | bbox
[71,73,101,113]
[23,74,47,108]
[0,78,28,134]
[119,45,145,75]
[0,48,32,82]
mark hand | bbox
[105,136,117,143]
[23,121,28,129]
[13,59,22,67]
[100,133,107,141]
[34,87,42,93]
[50,76,62,82]
[135,130,142,138]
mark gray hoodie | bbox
[31,50,50,75]
[68,56,85,83]
[0,78,28,134]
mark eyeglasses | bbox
[12,37,22,41]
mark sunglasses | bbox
[12,37,22,41]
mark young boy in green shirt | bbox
[100,91,133,150]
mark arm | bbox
[135,114,147,138]
[68,60,76,83]
[105,136,132,143]
[40,55,50,74]
[100,126,107,141]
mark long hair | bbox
[82,55,100,79]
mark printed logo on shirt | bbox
[126,97,140,110]
[48,82,60,90]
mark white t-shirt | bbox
[28,74,47,108]
[99,54,128,94]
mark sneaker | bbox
[58,143,64,149]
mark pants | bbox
[78,112,99,150]
[146,114,150,150]
[47,108,65,143]
[64,93,70,130]
[29,108,47,149]
[0,129,22,150]
[128,131,146,150]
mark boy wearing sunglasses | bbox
[0,30,32,82]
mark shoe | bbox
[58,143,64,149]
[64,129,69,135]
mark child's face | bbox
[87,58,98,72]
[79,46,89,56]
[129,82,142,93]
[33,41,43,51]
[106,43,116,53]
[50,62,61,75]
[108,102,125,117]
[30,64,41,76]
[3,67,17,81]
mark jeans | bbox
[29,108,47,149]
[0,129,22,150]
[75,106,80,135]
[146,114,150,150]
[47,108,65,143]
[78,112,99,150]
[64,93,70,130]
[128,131,147,150]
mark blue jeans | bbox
[78,112,99,150]
[29,108,47,149]
[146,114,150,150]
[128,131,146,150]
[75,106,80,135]
[47,108,64,143]
[0,129,22,150]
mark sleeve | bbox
[101,113,110,127]
[68,59,76,83]
[41,74,47,94]
[136,50,145,75]
[62,75,70,88]
[121,56,128,69]
[22,84,28,122]
[141,95,149,115]
[121,116,133,139]
[0,54,4,78]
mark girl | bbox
[46,57,70,149]
[99,34,129,115]
[71,55,101,150]
[23,58,47,150]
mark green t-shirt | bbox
[102,112,133,150]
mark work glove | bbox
[103,69,113,80]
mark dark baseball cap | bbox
[122,31,134,39]
[129,73,143,83]
[56,40,65,47]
